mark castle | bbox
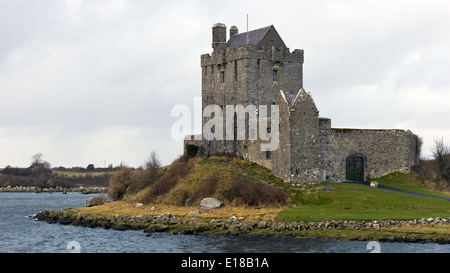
[184,23,419,183]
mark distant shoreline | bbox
[0,186,107,194]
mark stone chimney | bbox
[230,25,238,38]
[212,23,226,50]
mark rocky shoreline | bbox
[0,186,106,194]
[34,209,450,244]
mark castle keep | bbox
[184,23,419,183]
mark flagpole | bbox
[246,14,249,44]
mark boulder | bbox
[370,182,379,188]
[257,222,267,229]
[85,195,108,207]
[199,198,223,210]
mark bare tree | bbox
[145,151,161,170]
[432,137,450,178]
[127,151,162,195]
[30,153,51,169]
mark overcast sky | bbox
[1,0,449,168]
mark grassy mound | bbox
[106,155,449,222]
[110,155,289,208]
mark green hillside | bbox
[110,155,450,222]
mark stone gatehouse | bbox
[184,23,419,183]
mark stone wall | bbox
[320,128,419,182]
[288,90,324,183]
[270,92,292,182]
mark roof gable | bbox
[291,88,318,113]
[226,25,286,49]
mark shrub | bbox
[107,167,136,201]
[223,178,288,207]
[182,173,219,205]
[1,167,33,176]
[128,152,162,195]
[142,155,192,204]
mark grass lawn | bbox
[277,180,450,222]
[370,172,450,197]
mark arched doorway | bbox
[346,155,364,181]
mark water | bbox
[0,192,448,253]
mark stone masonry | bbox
[184,23,420,184]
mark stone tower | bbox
[184,23,419,184]
[200,23,305,156]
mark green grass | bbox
[230,157,289,189]
[277,178,450,222]
[370,172,450,197]
[277,207,450,222]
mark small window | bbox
[234,60,238,80]
[221,71,225,83]
[273,70,278,82]
[266,151,271,159]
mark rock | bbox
[169,217,181,225]
[144,225,169,233]
[257,222,267,229]
[228,226,239,236]
[155,218,168,225]
[85,195,108,207]
[154,225,169,232]
[150,206,156,211]
[159,213,172,219]
[135,203,144,208]
[437,237,449,244]
[188,210,200,216]
[199,198,223,210]
[228,216,237,223]
[370,182,378,188]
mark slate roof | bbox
[227,26,271,49]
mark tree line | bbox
[0,153,111,188]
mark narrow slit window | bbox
[273,70,278,82]
[221,71,225,83]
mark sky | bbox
[1,0,449,168]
